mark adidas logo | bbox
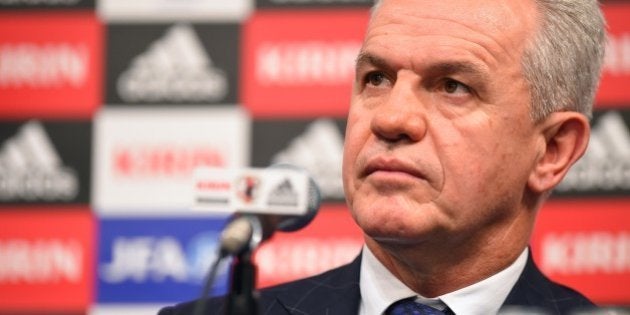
[0,121,78,201]
[558,111,630,192]
[268,178,299,207]
[117,24,228,103]
[271,119,344,200]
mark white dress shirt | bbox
[358,245,528,315]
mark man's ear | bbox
[527,112,590,194]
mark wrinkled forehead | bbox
[368,0,540,53]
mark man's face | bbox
[343,0,542,246]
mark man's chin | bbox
[365,229,434,247]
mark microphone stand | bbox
[225,221,262,315]
[222,215,281,315]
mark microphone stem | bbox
[225,250,259,315]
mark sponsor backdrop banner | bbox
[0,1,629,313]
[98,0,251,22]
[93,107,249,213]
[596,2,630,107]
[241,9,369,118]
[0,120,92,205]
[531,199,630,304]
[97,216,230,303]
[0,0,94,9]
[251,118,347,202]
[0,208,94,312]
[255,204,363,288]
[256,0,372,9]
[0,12,102,119]
[554,109,630,198]
[105,23,239,106]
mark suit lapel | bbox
[502,249,594,314]
[503,250,548,307]
[255,249,594,315]
[268,255,362,315]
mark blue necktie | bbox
[386,298,453,315]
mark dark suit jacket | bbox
[159,252,595,315]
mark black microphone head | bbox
[271,164,321,232]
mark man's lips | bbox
[362,157,426,181]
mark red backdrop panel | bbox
[531,199,630,305]
[255,204,364,288]
[0,208,95,312]
[0,12,102,119]
[241,9,370,118]
[596,3,630,108]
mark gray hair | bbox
[524,0,607,121]
[369,0,607,121]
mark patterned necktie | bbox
[386,298,454,315]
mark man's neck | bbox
[364,221,531,297]
[358,245,530,315]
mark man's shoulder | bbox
[503,252,596,314]
[260,254,361,297]
[158,256,361,315]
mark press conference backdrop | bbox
[0,0,628,314]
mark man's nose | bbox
[370,76,427,143]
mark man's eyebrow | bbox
[355,52,491,90]
[425,61,489,82]
[355,52,394,73]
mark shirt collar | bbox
[359,245,528,315]
[359,244,420,315]
[441,249,528,315]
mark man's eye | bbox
[444,79,471,94]
[365,71,386,86]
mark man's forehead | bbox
[365,0,540,68]
[370,0,540,40]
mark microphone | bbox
[192,165,320,315]
[220,168,321,256]
[192,165,321,256]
